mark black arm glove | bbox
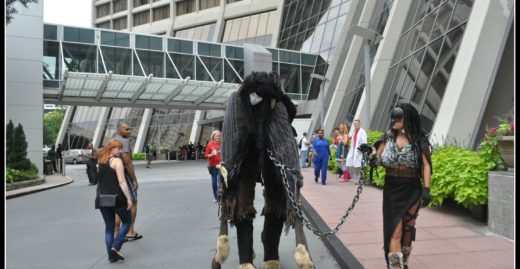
[368,154,378,167]
[421,187,432,207]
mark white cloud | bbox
[43,0,92,27]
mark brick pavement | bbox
[299,167,514,269]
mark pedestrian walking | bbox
[312,130,330,185]
[336,123,350,181]
[205,130,221,203]
[47,146,57,172]
[369,103,433,269]
[56,144,63,174]
[152,144,157,160]
[94,139,133,263]
[144,143,153,168]
[86,143,98,185]
[298,132,309,168]
[113,122,143,242]
[345,119,367,185]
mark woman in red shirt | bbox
[205,130,221,203]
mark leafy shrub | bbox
[6,168,38,184]
[132,153,146,160]
[158,146,171,154]
[429,146,494,208]
[328,146,338,171]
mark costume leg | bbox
[294,218,315,269]
[401,200,420,269]
[236,219,255,264]
[261,214,284,261]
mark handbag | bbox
[99,194,117,207]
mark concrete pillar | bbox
[243,43,272,75]
[6,0,44,176]
[307,0,364,135]
[189,110,205,144]
[353,0,414,128]
[133,108,153,154]
[429,0,514,146]
[56,106,75,148]
[270,0,286,47]
[323,0,378,135]
[91,107,110,149]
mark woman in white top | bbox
[345,119,367,184]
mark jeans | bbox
[208,166,221,200]
[300,150,308,167]
[99,207,132,261]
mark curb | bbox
[300,195,364,269]
[6,176,74,200]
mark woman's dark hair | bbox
[390,103,430,176]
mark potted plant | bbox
[158,146,171,160]
[480,115,515,169]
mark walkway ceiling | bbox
[43,71,238,110]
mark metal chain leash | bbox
[267,149,366,237]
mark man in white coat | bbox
[345,119,367,185]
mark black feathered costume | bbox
[211,72,314,269]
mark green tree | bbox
[43,108,65,146]
[6,120,15,163]
[8,123,32,170]
[6,0,39,25]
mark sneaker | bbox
[212,199,217,203]
[111,247,125,260]
[314,177,318,183]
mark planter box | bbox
[6,178,45,191]
[488,170,514,239]
[497,136,514,169]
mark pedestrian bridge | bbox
[43,24,325,110]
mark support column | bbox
[91,107,110,149]
[354,0,414,128]
[55,105,74,148]
[133,108,153,154]
[429,0,514,146]
[307,0,364,136]
[323,0,378,135]
[189,110,205,144]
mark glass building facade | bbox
[371,0,473,134]
[44,23,322,150]
[222,10,278,46]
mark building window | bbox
[113,0,127,13]
[200,0,219,10]
[371,0,473,133]
[153,5,170,21]
[113,16,128,30]
[133,0,150,7]
[96,3,110,18]
[175,23,216,42]
[176,0,195,16]
[64,27,95,44]
[222,10,277,46]
[227,0,242,3]
[96,21,111,29]
[133,10,150,26]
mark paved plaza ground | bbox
[7,159,514,268]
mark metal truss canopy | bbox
[44,71,238,110]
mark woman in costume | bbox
[369,103,432,269]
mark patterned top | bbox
[381,141,417,169]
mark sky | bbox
[43,0,92,27]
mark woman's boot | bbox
[402,246,412,269]
[388,252,404,269]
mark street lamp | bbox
[310,73,329,130]
[348,25,383,124]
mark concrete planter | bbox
[6,178,45,191]
[497,136,514,169]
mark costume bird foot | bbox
[294,244,315,269]
[263,260,281,269]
